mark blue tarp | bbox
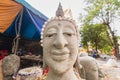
[3,0,48,41]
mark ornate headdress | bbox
[40,3,80,46]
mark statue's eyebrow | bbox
[44,25,57,33]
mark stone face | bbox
[42,19,80,80]
[43,21,78,72]
[40,3,83,80]
[2,54,20,80]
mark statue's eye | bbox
[64,33,72,36]
[64,33,74,37]
[45,28,57,38]
[46,34,53,37]
[45,33,56,38]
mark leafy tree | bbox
[80,0,120,58]
[81,23,112,53]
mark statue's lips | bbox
[51,50,69,61]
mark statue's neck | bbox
[46,68,79,80]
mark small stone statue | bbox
[40,3,82,80]
[2,54,20,80]
[76,52,105,80]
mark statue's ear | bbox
[98,68,105,78]
[74,56,86,79]
[78,65,86,79]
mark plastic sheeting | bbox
[0,0,48,41]
[0,0,22,33]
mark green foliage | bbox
[81,23,112,52]
[82,0,120,24]
[79,0,120,55]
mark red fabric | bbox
[42,67,49,75]
[0,50,8,60]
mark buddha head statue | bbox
[40,3,80,80]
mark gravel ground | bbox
[96,58,120,80]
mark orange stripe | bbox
[0,0,23,33]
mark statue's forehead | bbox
[46,20,74,25]
[44,20,76,30]
[43,21,75,34]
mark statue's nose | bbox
[53,33,68,49]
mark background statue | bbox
[2,54,20,80]
[40,3,83,80]
[76,52,105,80]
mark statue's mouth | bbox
[51,49,70,61]
[51,53,69,61]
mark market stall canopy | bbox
[0,0,48,41]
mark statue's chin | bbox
[47,60,72,74]
[52,66,70,74]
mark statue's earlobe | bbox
[74,55,86,79]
